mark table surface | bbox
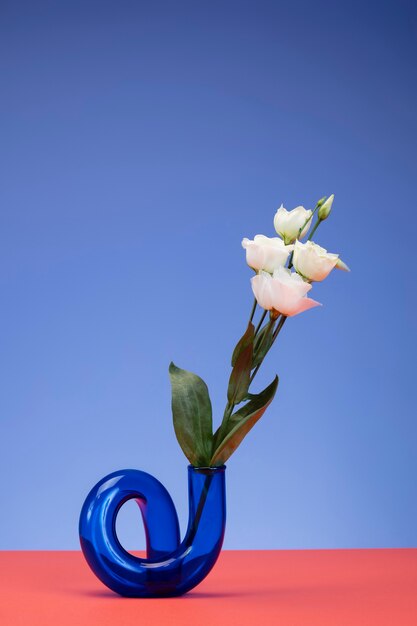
[1,549,416,625]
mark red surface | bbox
[0,550,416,625]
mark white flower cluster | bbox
[242,196,349,317]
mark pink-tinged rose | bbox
[273,204,313,244]
[293,240,339,282]
[251,267,321,317]
[242,235,293,273]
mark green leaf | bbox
[169,362,213,466]
[227,324,255,405]
[252,321,275,368]
[211,375,279,466]
[231,322,255,367]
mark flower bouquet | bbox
[79,194,348,597]
[170,194,348,468]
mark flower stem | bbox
[187,473,213,544]
[250,315,287,386]
[254,316,275,358]
[272,315,287,341]
[249,298,257,323]
[250,317,277,385]
[255,309,267,335]
[307,218,322,241]
[189,256,296,540]
[249,362,261,385]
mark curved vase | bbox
[79,465,226,597]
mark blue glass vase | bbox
[79,465,226,597]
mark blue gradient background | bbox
[1,0,416,550]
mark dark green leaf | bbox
[227,324,254,405]
[169,362,213,466]
[231,322,255,367]
[211,375,279,465]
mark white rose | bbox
[273,204,313,244]
[293,240,339,282]
[251,266,321,317]
[242,235,293,273]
